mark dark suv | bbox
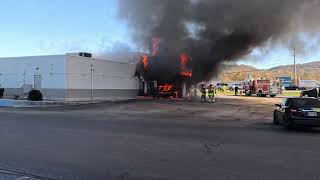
[301,88,319,98]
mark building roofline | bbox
[0,54,65,59]
[0,53,140,65]
[66,54,136,64]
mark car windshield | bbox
[291,98,320,107]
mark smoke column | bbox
[118,0,320,82]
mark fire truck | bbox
[243,79,281,97]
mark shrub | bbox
[28,90,43,101]
[0,88,4,98]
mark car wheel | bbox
[283,114,295,129]
[270,95,276,97]
[245,90,249,96]
[256,90,261,97]
[273,111,280,125]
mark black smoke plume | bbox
[118,0,320,82]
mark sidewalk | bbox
[0,98,133,108]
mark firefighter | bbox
[208,84,215,103]
[199,84,207,102]
[234,86,239,96]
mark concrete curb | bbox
[0,98,137,107]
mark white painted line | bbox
[14,177,31,180]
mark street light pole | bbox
[293,47,297,85]
[243,67,245,81]
[90,64,94,101]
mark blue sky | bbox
[0,0,130,57]
[0,0,319,69]
[238,38,320,69]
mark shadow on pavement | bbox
[286,126,320,134]
[250,122,320,134]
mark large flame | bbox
[180,52,193,78]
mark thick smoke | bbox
[118,0,320,82]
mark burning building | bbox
[136,38,193,98]
[119,0,320,88]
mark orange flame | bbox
[142,55,149,69]
[180,71,193,77]
[158,84,173,92]
[180,52,193,77]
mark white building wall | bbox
[0,54,140,101]
[65,55,140,101]
[0,55,66,100]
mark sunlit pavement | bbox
[1,97,320,180]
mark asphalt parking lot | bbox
[1,96,320,180]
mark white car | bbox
[216,83,228,90]
[270,83,281,97]
[229,83,243,91]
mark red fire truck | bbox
[243,79,280,97]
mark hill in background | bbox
[219,61,320,82]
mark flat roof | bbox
[0,54,64,59]
[0,53,137,65]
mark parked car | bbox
[216,83,228,90]
[273,97,320,128]
[301,88,319,98]
[270,83,281,97]
[228,83,243,91]
[285,85,299,90]
[299,80,320,90]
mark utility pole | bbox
[90,64,94,101]
[243,67,245,81]
[23,69,26,87]
[293,47,297,85]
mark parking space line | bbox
[14,177,31,180]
